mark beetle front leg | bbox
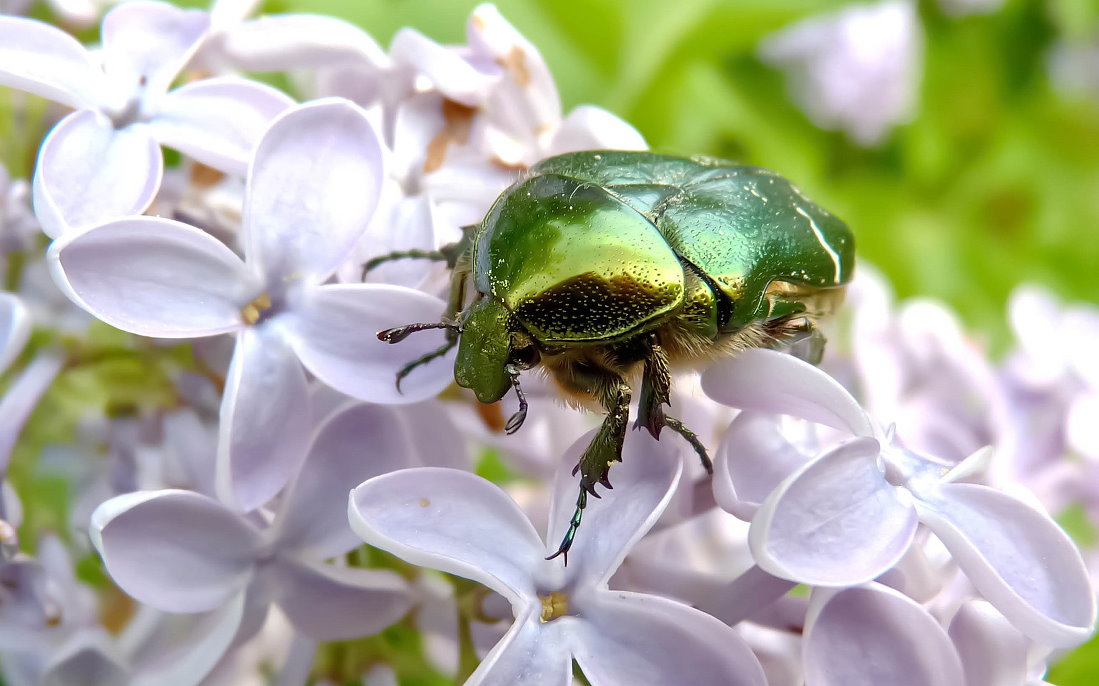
[636,335,671,439]
[548,375,631,563]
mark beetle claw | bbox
[504,409,526,434]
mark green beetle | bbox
[373,150,854,562]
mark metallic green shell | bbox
[529,151,854,329]
[473,173,685,343]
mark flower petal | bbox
[41,630,130,686]
[947,600,1028,686]
[749,437,918,586]
[0,15,104,108]
[47,216,255,338]
[546,430,682,587]
[349,468,543,606]
[804,584,965,686]
[100,1,210,98]
[390,28,496,107]
[244,99,383,284]
[283,283,453,404]
[0,354,62,475]
[128,594,245,686]
[713,412,814,521]
[217,14,388,71]
[701,348,872,437]
[90,489,260,613]
[148,77,295,177]
[274,403,415,558]
[33,110,162,238]
[548,105,647,154]
[572,590,766,686]
[217,326,312,512]
[464,606,572,686]
[0,292,31,373]
[273,558,411,641]
[913,482,1096,647]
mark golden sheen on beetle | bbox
[373,150,854,562]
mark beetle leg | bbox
[636,335,671,440]
[546,487,585,565]
[360,248,448,280]
[664,416,713,474]
[547,376,631,563]
[395,338,459,393]
[359,224,477,280]
[503,364,528,435]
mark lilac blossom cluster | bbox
[0,1,1094,685]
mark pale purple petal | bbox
[0,15,104,108]
[90,490,260,613]
[244,99,383,284]
[398,400,470,470]
[274,403,414,558]
[390,28,496,107]
[713,412,813,520]
[0,292,31,373]
[914,482,1096,647]
[282,283,453,404]
[948,601,1028,686]
[128,594,245,686]
[464,607,571,686]
[548,105,647,154]
[546,430,681,586]
[701,348,873,437]
[349,468,543,605]
[749,437,918,586]
[47,216,256,337]
[217,326,311,512]
[466,4,560,131]
[804,585,965,686]
[572,590,766,686]
[217,14,388,71]
[100,1,210,97]
[273,558,411,641]
[33,110,162,238]
[0,354,62,475]
[41,631,129,686]
[148,77,295,177]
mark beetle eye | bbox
[510,344,541,370]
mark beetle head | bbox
[454,297,518,403]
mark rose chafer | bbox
[374,150,854,562]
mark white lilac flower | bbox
[48,99,452,509]
[804,583,966,686]
[0,169,39,260]
[841,270,1008,464]
[344,4,647,287]
[349,431,768,686]
[702,347,1096,648]
[0,1,294,238]
[91,402,416,651]
[760,0,922,146]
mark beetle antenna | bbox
[546,487,587,565]
[503,364,528,434]
[377,321,454,344]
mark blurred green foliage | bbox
[279,0,1099,350]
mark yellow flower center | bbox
[539,591,568,622]
[241,293,272,325]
